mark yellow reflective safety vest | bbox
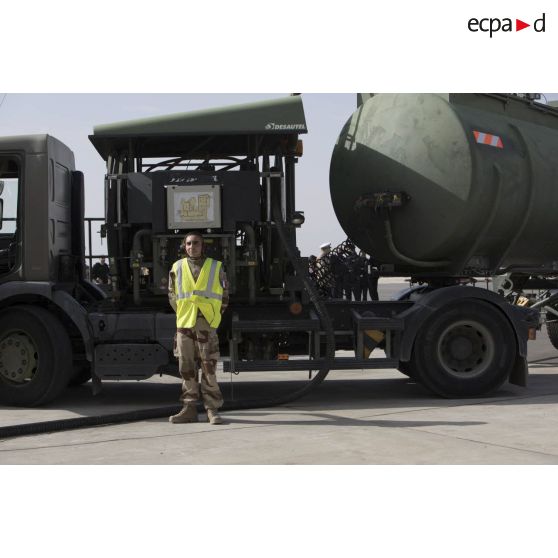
[172,257,223,328]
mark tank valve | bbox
[355,192,409,212]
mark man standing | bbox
[168,232,228,425]
[344,241,358,301]
[91,257,110,284]
[367,256,380,301]
[355,250,369,302]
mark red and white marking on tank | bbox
[473,130,504,148]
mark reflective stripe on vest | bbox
[173,258,223,328]
[175,258,223,301]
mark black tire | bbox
[411,300,516,398]
[546,320,558,350]
[0,305,73,406]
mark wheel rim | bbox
[0,331,39,385]
[436,319,495,378]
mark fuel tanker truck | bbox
[0,93,545,407]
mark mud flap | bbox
[91,372,103,395]
[509,355,528,387]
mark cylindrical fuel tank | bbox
[330,93,558,276]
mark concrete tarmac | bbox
[1,336,557,464]
[1,280,558,464]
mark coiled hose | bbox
[0,200,335,439]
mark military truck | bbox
[0,94,541,407]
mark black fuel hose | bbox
[216,197,336,409]
[0,406,184,439]
[0,193,335,439]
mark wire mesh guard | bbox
[308,239,379,300]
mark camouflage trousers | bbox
[174,316,224,410]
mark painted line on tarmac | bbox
[409,426,558,460]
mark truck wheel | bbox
[0,306,73,406]
[545,320,558,350]
[412,300,516,397]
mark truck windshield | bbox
[0,156,20,274]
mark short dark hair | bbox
[184,231,204,243]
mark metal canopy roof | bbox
[88,96,307,161]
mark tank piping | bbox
[241,223,257,306]
[383,214,451,268]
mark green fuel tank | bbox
[330,93,558,276]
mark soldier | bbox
[91,256,110,284]
[318,242,331,260]
[356,250,369,302]
[344,241,359,301]
[168,232,228,425]
[367,255,380,301]
[308,254,318,278]
[308,254,319,286]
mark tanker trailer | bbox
[331,93,558,277]
[327,93,546,395]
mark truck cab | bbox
[0,135,100,406]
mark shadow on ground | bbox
[2,370,557,419]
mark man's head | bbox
[320,242,331,254]
[184,232,204,258]
[100,257,106,264]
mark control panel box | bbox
[166,183,221,229]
